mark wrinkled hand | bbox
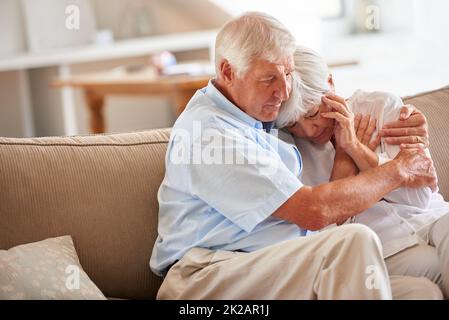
[354,113,381,151]
[321,94,358,151]
[380,105,429,149]
[394,148,437,191]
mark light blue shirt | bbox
[150,80,305,276]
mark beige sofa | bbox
[1,85,449,300]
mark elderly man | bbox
[150,12,441,299]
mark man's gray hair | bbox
[215,12,297,78]
[276,45,331,128]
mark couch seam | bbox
[403,85,449,100]
[0,141,170,147]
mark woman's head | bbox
[276,46,336,144]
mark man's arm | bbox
[376,103,436,203]
[273,148,436,231]
[380,106,429,148]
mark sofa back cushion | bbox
[403,85,449,200]
[0,129,170,299]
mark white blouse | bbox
[279,90,449,258]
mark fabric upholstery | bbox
[0,129,170,299]
[0,235,106,300]
[403,85,449,200]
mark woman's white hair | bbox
[275,71,306,128]
[276,45,331,128]
[215,12,296,78]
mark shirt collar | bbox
[262,121,276,133]
[205,80,263,129]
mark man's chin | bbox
[260,110,279,122]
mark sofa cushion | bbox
[0,129,170,299]
[0,235,106,300]
[403,85,449,200]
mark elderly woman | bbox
[277,45,449,297]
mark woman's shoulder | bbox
[277,128,296,145]
[347,89,403,115]
[348,89,402,104]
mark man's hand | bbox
[379,105,429,149]
[394,148,437,191]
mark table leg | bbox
[85,90,105,134]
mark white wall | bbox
[0,0,26,56]
[0,71,33,137]
[92,0,228,39]
[28,67,66,137]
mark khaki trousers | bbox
[386,212,449,298]
[157,224,441,300]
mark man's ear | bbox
[219,59,236,86]
[327,73,335,92]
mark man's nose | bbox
[274,76,290,101]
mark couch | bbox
[1,85,449,300]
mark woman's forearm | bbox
[330,148,359,181]
[345,141,379,171]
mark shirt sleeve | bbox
[188,126,303,233]
[378,92,432,209]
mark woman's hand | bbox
[354,113,381,151]
[321,93,358,152]
[322,94,380,171]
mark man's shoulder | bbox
[176,91,217,122]
[175,92,246,133]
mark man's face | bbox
[229,58,293,122]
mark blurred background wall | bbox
[0,0,448,137]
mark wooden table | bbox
[52,60,358,134]
[53,68,212,133]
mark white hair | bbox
[215,12,297,78]
[276,45,330,128]
[275,71,306,128]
